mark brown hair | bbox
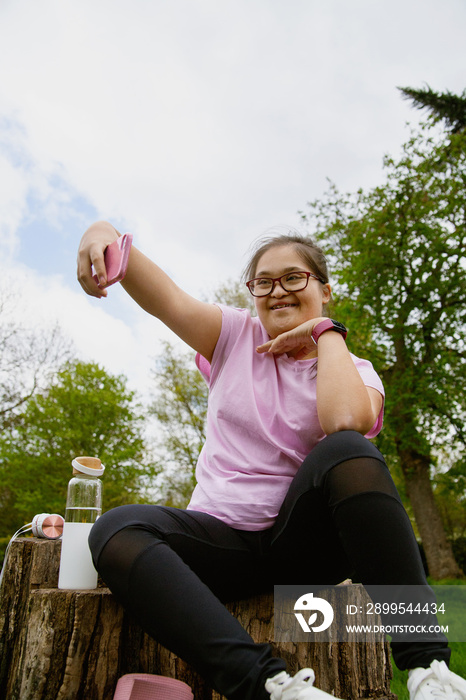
[242,229,330,285]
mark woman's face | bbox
[252,245,331,339]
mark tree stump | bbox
[0,538,396,700]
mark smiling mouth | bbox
[270,303,297,310]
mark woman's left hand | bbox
[256,318,329,360]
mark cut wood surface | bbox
[0,538,396,699]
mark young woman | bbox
[77,222,466,700]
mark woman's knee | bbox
[88,504,148,563]
[319,429,384,463]
[316,432,399,503]
[302,430,388,489]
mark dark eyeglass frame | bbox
[245,270,323,297]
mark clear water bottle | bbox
[58,456,105,590]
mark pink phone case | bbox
[94,234,133,288]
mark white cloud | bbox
[0,261,178,396]
[0,0,465,394]
[0,153,27,258]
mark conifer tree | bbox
[398,85,466,133]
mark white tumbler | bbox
[58,456,104,590]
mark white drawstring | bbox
[0,524,33,589]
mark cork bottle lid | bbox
[72,456,105,476]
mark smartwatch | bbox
[311,319,348,344]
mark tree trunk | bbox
[0,537,396,700]
[399,446,464,579]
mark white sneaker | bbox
[408,660,466,699]
[265,669,342,699]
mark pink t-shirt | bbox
[187,305,384,531]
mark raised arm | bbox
[312,327,383,435]
[77,221,222,362]
[256,318,383,436]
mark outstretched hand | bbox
[256,319,328,360]
[77,222,120,298]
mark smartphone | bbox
[93,233,133,288]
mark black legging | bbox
[89,431,450,700]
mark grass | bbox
[390,578,466,699]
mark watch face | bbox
[330,319,347,333]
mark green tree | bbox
[301,120,466,579]
[0,360,156,536]
[434,453,466,539]
[208,279,256,313]
[398,85,466,133]
[149,341,208,507]
[0,286,72,430]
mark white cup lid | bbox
[72,457,105,476]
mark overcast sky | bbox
[1,0,465,397]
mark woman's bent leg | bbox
[270,431,451,672]
[89,505,285,700]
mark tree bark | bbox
[399,446,464,580]
[0,537,396,700]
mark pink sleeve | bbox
[195,353,211,383]
[365,401,384,439]
[352,355,385,439]
[195,304,254,387]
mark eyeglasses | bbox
[246,270,322,297]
